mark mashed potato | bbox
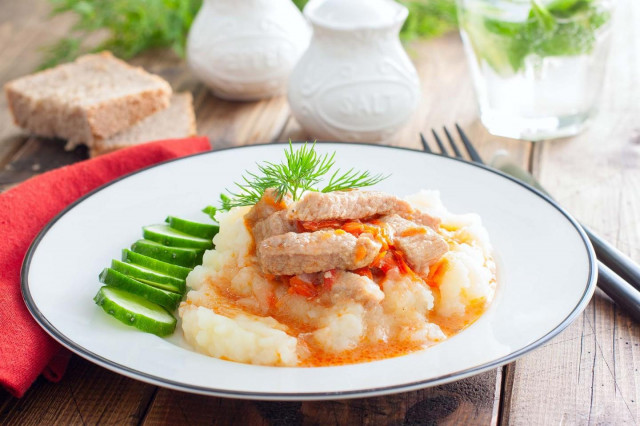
[179,191,496,366]
[181,305,298,366]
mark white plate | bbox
[22,143,596,400]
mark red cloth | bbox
[0,136,210,397]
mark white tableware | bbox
[23,143,596,400]
[287,0,421,142]
[187,0,311,101]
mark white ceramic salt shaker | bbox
[288,0,421,142]
[187,0,311,101]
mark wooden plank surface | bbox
[141,370,501,425]
[501,0,640,424]
[0,357,156,425]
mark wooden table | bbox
[1,0,638,424]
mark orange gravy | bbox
[429,300,487,337]
[301,340,425,367]
[229,212,491,366]
[299,304,487,367]
[202,275,489,366]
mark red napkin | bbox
[0,136,211,397]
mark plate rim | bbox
[21,141,598,400]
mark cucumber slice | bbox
[122,249,191,280]
[131,239,203,268]
[143,224,213,250]
[99,268,182,310]
[111,259,186,294]
[165,216,219,240]
[94,286,176,337]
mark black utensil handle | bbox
[586,226,640,291]
[597,262,640,322]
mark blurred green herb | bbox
[398,0,459,41]
[41,0,457,69]
[40,0,203,69]
[294,0,458,40]
[461,0,610,75]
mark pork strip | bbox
[244,188,292,227]
[382,214,448,275]
[399,210,441,230]
[257,230,382,275]
[252,210,297,244]
[287,190,413,222]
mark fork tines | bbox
[421,124,484,165]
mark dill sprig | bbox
[220,142,388,211]
[322,168,388,193]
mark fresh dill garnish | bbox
[322,168,388,194]
[220,142,388,211]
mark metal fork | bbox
[420,125,640,321]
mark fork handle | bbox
[586,226,640,291]
[597,262,640,322]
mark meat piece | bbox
[381,215,448,275]
[245,189,296,244]
[287,190,412,222]
[244,188,292,227]
[328,271,384,305]
[399,210,441,230]
[257,231,382,275]
[252,210,297,244]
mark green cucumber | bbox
[99,268,181,310]
[122,249,191,280]
[94,286,176,337]
[111,259,186,294]
[143,224,213,250]
[131,239,203,268]
[165,216,219,240]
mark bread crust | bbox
[4,51,172,147]
[89,92,197,157]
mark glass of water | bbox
[457,0,614,140]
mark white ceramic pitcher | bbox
[288,0,421,142]
[187,0,311,101]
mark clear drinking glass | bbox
[457,0,614,140]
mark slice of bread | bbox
[4,51,172,147]
[89,93,197,157]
